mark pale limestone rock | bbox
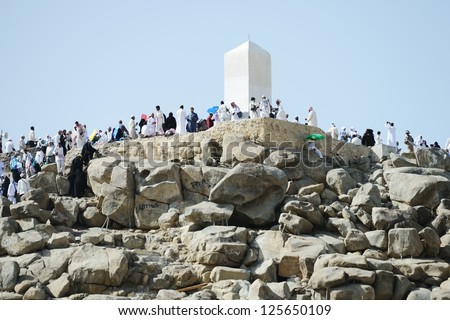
[326,168,357,195]
[264,150,300,169]
[46,273,71,298]
[158,208,179,230]
[10,200,49,223]
[419,227,441,258]
[344,229,371,252]
[29,171,57,194]
[365,230,388,251]
[134,195,169,230]
[279,213,313,235]
[22,188,51,210]
[328,283,375,300]
[351,183,381,213]
[82,206,106,228]
[388,172,450,209]
[309,267,347,289]
[388,228,424,258]
[50,198,79,227]
[182,226,248,267]
[210,163,288,227]
[0,260,20,292]
[283,200,324,227]
[4,230,45,256]
[210,266,250,282]
[68,244,129,291]
[155,289,187,300]
[23,286,46,300]
[183,201,234,227]
[251,259,277,283]
[406,287,431,300]
[248,279,281,300]
[46,233,70,249]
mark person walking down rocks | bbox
[17,173,30,198]
[306,106,317,127]
[404,130,415,152]
[186,107,199,133]
[385,121,397,147]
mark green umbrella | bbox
[306,133,325,141]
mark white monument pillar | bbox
[224,41,272,112]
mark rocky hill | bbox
[1,118,450,300]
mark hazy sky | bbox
[1,0,449,148]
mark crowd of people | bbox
[1,97,450,202]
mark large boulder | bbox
[134,195,169,230]
[183,201,234,227]
[180,165,229,197]
[209,163,288,227]
[68,244,129,292]
[3,230,46,256]
[326,169,357,195]
[101,184,135,227]
[263,150,300,168]
[388,172,450,209]
[87,157,121,196]
[182,226,249,267]
[22,188,52,210]
[138,164,182,204]
[29,172,57,194]
[0,261,20,291]
[351,183,381,213]
[415,148,450,170]
[50,198,79,227]
[388,228,424,258]
[10,200,50,223]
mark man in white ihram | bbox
[306,106,317,127]
[176,105,186,134]
[128,116,138,139]
[385,121,397,147]
[328,123,339,140]
[155,106,165,135]
[259,95,271,118]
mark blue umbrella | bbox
[207,106,219,114]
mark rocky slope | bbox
[1,118,450,300]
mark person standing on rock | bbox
[17,173,30,198]
[375,131,382,145]
[404,130,415,152]
[7,172,17,204]
[328,123,339,140]
[54,142,65,175]
[305,106,317,127]
[248,97,259,119]
[165,112,177,132]
[259,95,271,118]
[128,116,138,139]
[28,126,36,148]
[74,121,85,148]
[385,121,397,147]
[230,102,241,121]
[186,107,199,132]
[155,106,166,135]
[176,105,186,134]
[306,137,324,161]
[275,99,287,120]
[218,101,229,122]
[361,129,375,147]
